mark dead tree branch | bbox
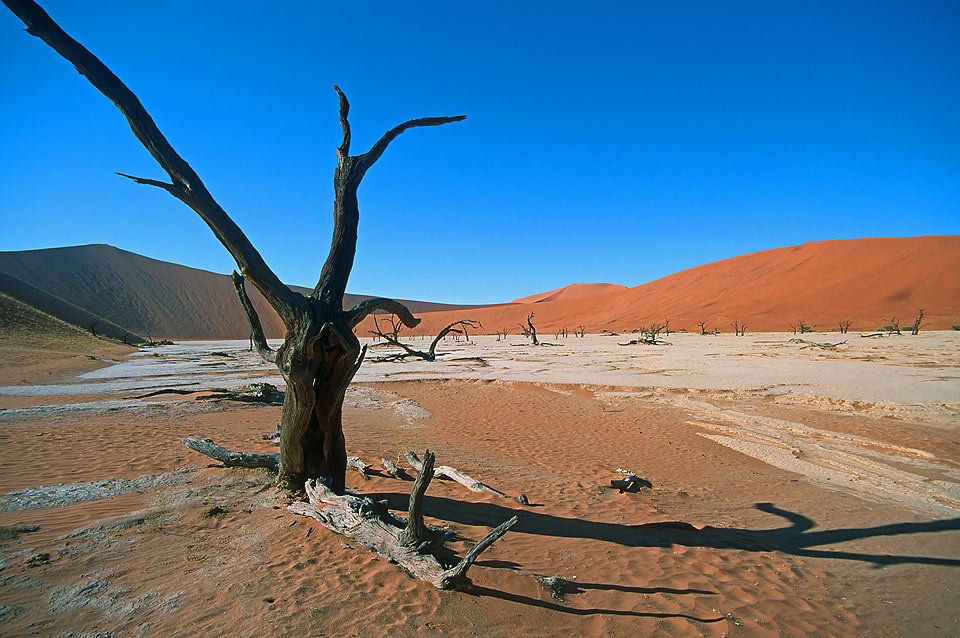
[231,271,277,363]
[519,312,539,345]
[289,463,517,590]
[910,309,924,335]
[405,451,507,498]
[788,338,847,351]
[371,318,482,362]
[620,322,669,345]
[182,437,280,471]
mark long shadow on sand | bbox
[374,492,960,568]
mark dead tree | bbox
[790,319,813,335]
[910,309,924,335]
[519,312,539,345]
[6,0,466,494]
[888,317,902,336]
[662,319,671,336]
[554,327,568,339]
[370,319,482,362]
[696,321,708,335]
[838,320,852,334]
[620,322,668,345]
[731,320,746,336]
[575,324,586,337]
[495,328,509,341]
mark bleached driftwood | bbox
[381,458,408,479]
[405,451,507,498]
[289,451,518,590]
[788,338,847,350]
[347,456,371,479]
[182,437,280,471]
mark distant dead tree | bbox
[621,322,668,345]
[371,318,481,362]
[910,309,924,335]
[5,0,476,494]
[887,317,902,336]
[730,320,746,336]
[662,319,671,336]
[696,321,708,335]
[554,327,568,339]
[838,320,853,334]
[574,325,586,338]
[495,328,509,341]
[520,312,539,345]
[790,319,813,335]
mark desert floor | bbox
[0,332,958,637]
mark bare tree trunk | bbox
[5,0,465,494]
[910,309,924,335]
[520,312,539,345]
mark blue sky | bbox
[1,1,957,303]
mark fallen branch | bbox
[347,456,371,480]
[195,382,284,404]
[289,458,518,590]
[131,387,204,399]
[381,458,410,480]
[788,338,847,351]
[405,451,507,498]
[182,436,279,471]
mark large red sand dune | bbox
[360,236,960,336]
[511,282,627,304]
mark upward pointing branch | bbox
[334,84,351,160]
[312,87,466,304]
[4,0,302,326]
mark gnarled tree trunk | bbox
[6,0,465,494]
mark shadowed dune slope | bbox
[0,245,494,340]
[359,236,960,336]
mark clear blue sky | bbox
[1,1,957,303]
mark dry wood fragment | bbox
[289,471,517,590]
[182,437,279,471]
[381,458,405,478]
[347,456,371,480]
[788,338,847,350]
[405,451,507,498]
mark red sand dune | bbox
[359,236,960,336]
[511,282,627,305]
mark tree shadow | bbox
[372,492,960,568]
